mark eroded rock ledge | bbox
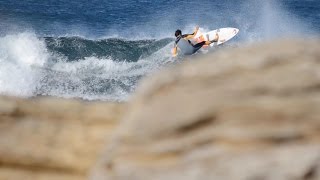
[1,39,320,180]
[0,97,125,180]
[93,39,320,180]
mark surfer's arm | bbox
[172,45,178,57]
[184,26,199,40]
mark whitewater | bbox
[0,0,318,101]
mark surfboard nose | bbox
[233,28,239,34]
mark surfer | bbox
[172,26,219,57]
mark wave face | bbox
[44,37,173,62]
[0,0,319,101]
[0,33,175,101]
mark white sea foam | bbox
[0,32,48,96]
[42,42,173,101]
[0,31,173,101]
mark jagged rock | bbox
[0,96,125,180]
[92,39,320,180]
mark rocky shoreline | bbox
[0,96,125,180]
[1,39,320,180]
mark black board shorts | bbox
[192,41,206,54]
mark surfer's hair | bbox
[175,29,182,37]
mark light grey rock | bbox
[92,39,320,180]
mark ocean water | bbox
[0,0,319,101]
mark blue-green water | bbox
[0,0,319,101]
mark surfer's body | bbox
[172,26,219,56]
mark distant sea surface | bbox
[0,0,319,101]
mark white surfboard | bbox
[193,27,239,47]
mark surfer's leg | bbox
[192,41,206,53]
[212,33,219,42]
[205,41,211,45]
[211,33,226,43]
[193,41,206,48]
[212,30,227,43]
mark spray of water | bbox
[0,31,174,101]
[0,0,314,101]
[0,32,48,96]
[236,0,311,42]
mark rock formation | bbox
[92,39,320,180]
[1,39,320,180]
[0,96,125,180]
